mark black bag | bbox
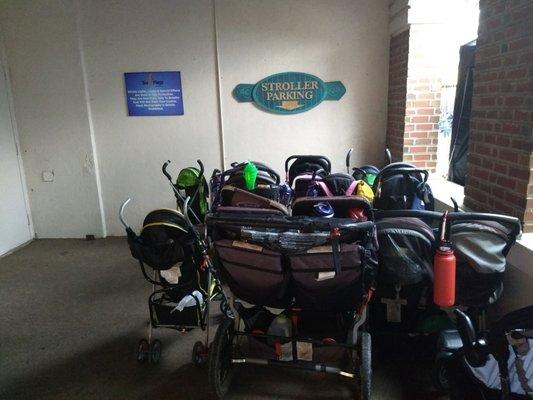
[214,239,290,308]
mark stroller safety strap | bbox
[317,181,334,197]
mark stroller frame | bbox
[206,213,376,399]
[119,195,228,366]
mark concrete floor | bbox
[0,238,446,400]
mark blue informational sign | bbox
[124,71,183,116]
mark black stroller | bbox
[370,209,521,391]
[345,148,433,211]
[371,210,521,333]
[205,162,379,400]
[285,154,332,200]
[446,306,533,400]
[119,161,223,366]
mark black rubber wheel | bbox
[137,339,149,364]
[359,332,372,400]
[208,317,235,399]
[150,339,162,365]
[192,340,207,367]
[219,299,233,318]
[432,353,451,393]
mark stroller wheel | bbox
[219,299,233,318]
[358,332,372,400]
[208,317,235,399]
[150,339,162,364]
[137,339,149,364]
[192,340,207,367]
[432,353,451,393]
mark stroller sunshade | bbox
[127,209,189,270]
[452,220,515,307]
[376,217,435,286]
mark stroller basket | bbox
[149,289,204,329]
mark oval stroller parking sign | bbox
[233,72,346,114]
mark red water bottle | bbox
[433,211,456,307]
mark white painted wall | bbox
[217,0,390,174]
[0,43,32,255]
[78,0,222,236]
[0,0,104,238]
[0,0,390,237]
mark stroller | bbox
[291,171,374,219]
[162,160,209,224]
[345,148,392,187]
[370,209,521,389]
[211,160,282,208]
[446,306,533,400]
[372,164,434,211]
[120,161,223,366]
[345,147,434,211]
[285,155,332,200]
[371,210,521,330]
[205,162,379,400]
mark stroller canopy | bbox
[128,209,190,271]
[376,217,435,286]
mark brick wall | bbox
[385,26,443,172]
[403,77,441,170]
[386,29,409,162]
[464,0,533,232]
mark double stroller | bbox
[205,157,379,399]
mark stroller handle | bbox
[284,155,332,175]
[375,210,522,237]
[182,196,192,227]
[375,167,429,184]
[385,148,392,166]
[196,159,205,177]
[345,148,353,173]
[220,161,281,185]
[206,212,375,233]
[162,160,173,183]
[119,198,131,229]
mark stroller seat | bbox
[292,196,372,219]
[220,186,288,215]
[125,207,208,329]
[285,155,331,199]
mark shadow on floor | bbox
[0,239,448,400]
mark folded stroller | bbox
[446,307,533,400]
[120,160,224,367]
[205,192,378,399]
